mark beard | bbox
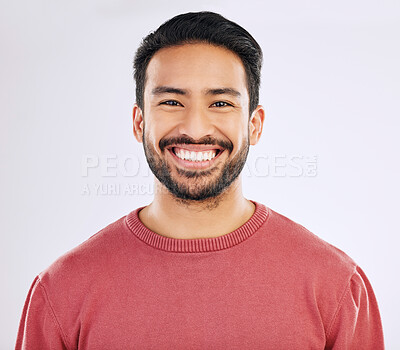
[142,129,250,202]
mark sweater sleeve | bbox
[15,276,70,350]
[325,266,384,349]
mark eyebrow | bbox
[151,86,188,95]
[151,86,241,98]
[205,88,241,98]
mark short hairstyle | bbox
[133,11,263,115]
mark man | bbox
[16,11,384,349]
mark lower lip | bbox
[167,149,224,169]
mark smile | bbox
[167,145,224,169]
[173,147,218,162]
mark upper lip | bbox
[167,144,224,152]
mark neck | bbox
[139,176,255,239]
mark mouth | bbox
[166,145,224,169]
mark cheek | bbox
[215,119,249,143]
[144,119,175,153]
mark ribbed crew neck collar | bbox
[125,201,269,253]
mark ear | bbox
[133,104,144,143]
[249,105,265,145]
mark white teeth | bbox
[174,148,218,162]
[184,150,190,160]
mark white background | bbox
[1,0,399,348]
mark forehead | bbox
[144,43,248,96]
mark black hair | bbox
[133,11,263,114]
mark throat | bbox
[140,191,254,240]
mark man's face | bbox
[136,43,257,201]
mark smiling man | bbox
[16,12,384,349]
[134,41,263,238]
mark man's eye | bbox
[161,100,181,106]
[212,101,232,107]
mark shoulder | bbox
[259,206,371,330]
[261,206,358,280]
[38,213,134,288]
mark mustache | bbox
[159,136,233,153]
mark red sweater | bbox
[16,202,384,349]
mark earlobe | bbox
[249,105,265,145]
[133,104,144,143]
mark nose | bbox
[177,106,215,141]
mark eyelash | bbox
[161,100,182,106]
[160,100,233,108]
[212,101,232,108]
